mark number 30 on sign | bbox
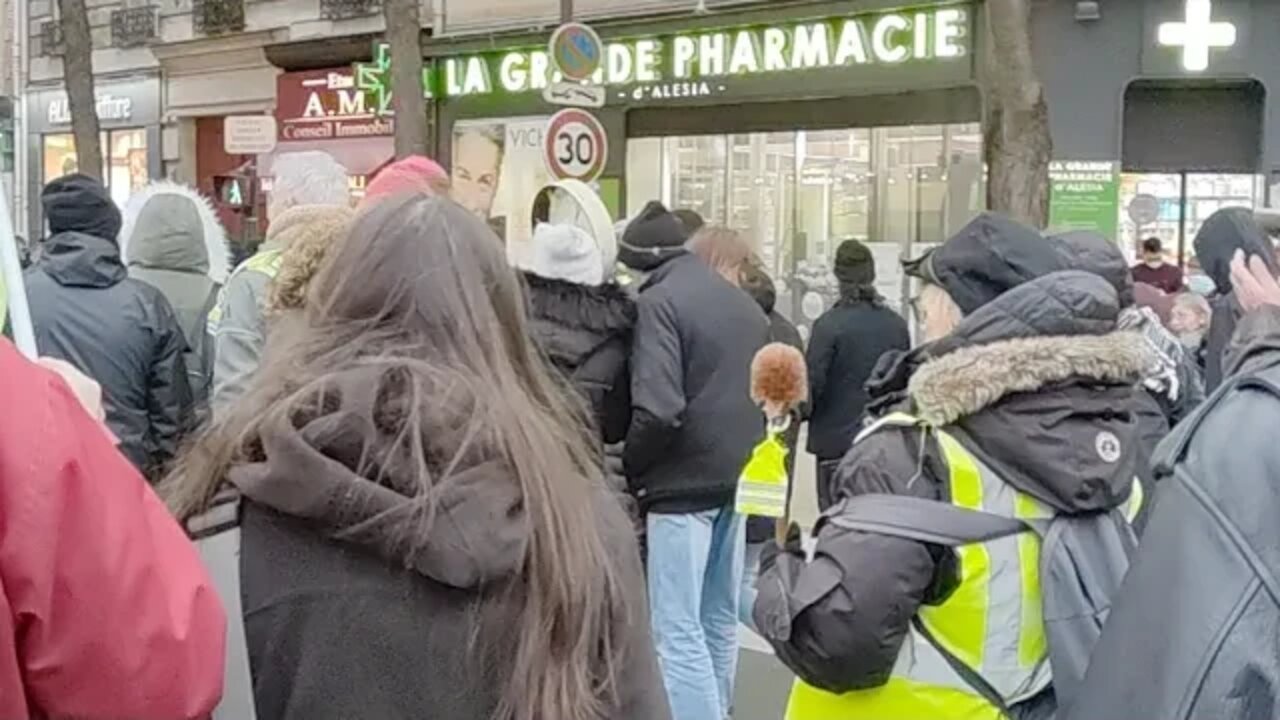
[543,108,608,183]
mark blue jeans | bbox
[648,505,745,720]
[739,541,765,633]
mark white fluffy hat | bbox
[530,222,604,286]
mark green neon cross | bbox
[355,42,433,116]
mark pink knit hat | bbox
[362,156,450,206]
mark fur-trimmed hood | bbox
[910,332,1148,426]
[119,181,230,283]
[522,271,636,371]
[904,271,1151,513]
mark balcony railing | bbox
[193,0,246,35]
[320,0,382,21]
[111,6,158,48]
[41,20,64,56]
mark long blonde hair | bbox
[688,226,752,286]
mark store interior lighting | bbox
[1076,1,1101,22]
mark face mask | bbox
[1179,331,1204,349]
[1187,274,1217,296]
[1144,259,1164,269]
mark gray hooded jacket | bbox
[122,182,229,408]
[755,271,1150,695]
[1065,304,1280,720]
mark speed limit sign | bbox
[543,108,608,183]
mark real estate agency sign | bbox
[275,68,394,142]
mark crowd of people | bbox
[5,147,1280,720]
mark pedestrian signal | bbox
[213,174,252,208]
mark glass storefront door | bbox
[626,122,984,337]
[1119,172,1265,271]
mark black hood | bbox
[906,212,1070,315]
[42,173,122,241]
[1050,230,1134,307]
[904,272,1149,513]
[523,272,636,371]
[37,231,128,288]
[1194,207,1275,295]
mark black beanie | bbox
[834,239,875,285]
[42,173,122,241]
[618,201,688,272]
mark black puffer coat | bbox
[524,272,635,444]
[755,271,1150,695]
[27,175,191,476]
[1065,305,1280,720]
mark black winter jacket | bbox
[755,272,1151,695]
[523,272,635,444]
[1066,305,1280,720]
[231,364,670,720]
[805,289,910,459]
[27,230,192,476]
[1193,207,1277,391]
[624,252,769,513]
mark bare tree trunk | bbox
[57,0,102,181]
[383,0,428,158]
[981,0,1051,227]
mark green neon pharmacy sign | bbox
[356,4,970,108]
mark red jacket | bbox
[0,340,225,719]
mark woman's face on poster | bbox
[452,130,503,218]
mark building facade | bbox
[2,0,15,216]
[14,0,773,236]
[263,0,981,333]
[1034,0,1280,265]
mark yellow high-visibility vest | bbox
[205,248,284,333]
[787,413,1142,720]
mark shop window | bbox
[625,122,984,336]
[43,129,150,211]
[108,129,148,207]
[1119,171,1264,269]
[667,136,727,227]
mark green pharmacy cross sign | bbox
[355,43,432,115]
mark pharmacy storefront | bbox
[25,76,161,234]
[424,1,981,331]
[1036,0,1280,269]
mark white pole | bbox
[0,190,36,358]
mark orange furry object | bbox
[751,343,808,420]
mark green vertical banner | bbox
[1048,161,1121,240]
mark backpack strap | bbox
[911,615,1014,718]
[827,493,1042,546]
[190,488,258,720]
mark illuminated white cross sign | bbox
[1158,0,1237,72]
